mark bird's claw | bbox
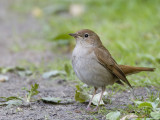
[92,106,99,112]
[86,106,92,111]
[86,106,99,112]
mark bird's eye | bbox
[84,33,89,38]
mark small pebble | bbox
[0,75,9,82]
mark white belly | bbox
[72,46,115,87]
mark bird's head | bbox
[69,29,102,47]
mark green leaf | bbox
[17,70,32,77]
[30,83,39,96]
[0,66,27,74]
[23,83,39,102]
[135,118,152,120]
[138,102,153,109]
[1,66,26,74]
[0,96,23,107]
[74,85,108,105]
[0,96,22,102]
[150,111,160,119]
[106,111,120,120]
[149,98,159,109]
[64,64,71,76]
[14,66,26,71]
[42,97,62,103]
[5,100,22,107]
[41,97,73,104]
[74,85,89,103]
[53,33,71,41]
[42,70,66,79]
[134,100,143,105]
[0,67,14,73]
[49,33,73,46]
[134,98,160,109]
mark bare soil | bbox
[0,1,158,120]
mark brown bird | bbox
[69,29,155,111]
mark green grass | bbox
[10,0,160,86]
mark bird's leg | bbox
[93,86,106,111]
[130,87,135,100]
[86,87,97,111]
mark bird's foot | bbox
[86,106,99,112]
[86,106,92,111]
[92,106,99,112]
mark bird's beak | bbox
[69,33,78,38]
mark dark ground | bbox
[0,1,159,120]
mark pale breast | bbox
[72,45,115,87]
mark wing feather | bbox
[94,46,132,88]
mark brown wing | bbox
[94,46,132,88]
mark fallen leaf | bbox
[0,67,15,73]
[0,66,25,74]
[0,96,23,107]
[149,98,159,109]
[89,91,108,106]
[120,114,138,120]
[150,111,160,119]
[41,97,73,104]
[42,70,66,79]
[106,111,121,120]
[74,85,108,105]
[5,100,22,107]
[0,96,22,102]
[18,70,32,77]
[0,75,9,82]
[42,97,61,103]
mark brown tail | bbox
[119,65,155,75]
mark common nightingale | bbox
[69,29,155,111]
